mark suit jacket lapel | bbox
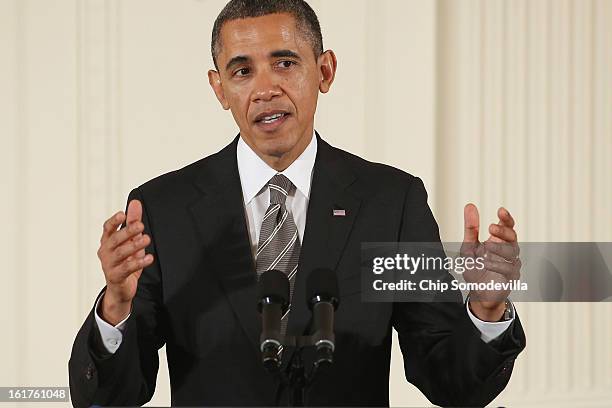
[287,134,362,338]
[189,136,261,357]
[187,133,363,364]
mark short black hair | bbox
[211,0,324,69]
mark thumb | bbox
[126,199,143,226]
[463,203,480,243]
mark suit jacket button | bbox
[85,364,95,380]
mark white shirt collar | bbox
[237,131,318,205]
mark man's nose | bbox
[251,73,283,102]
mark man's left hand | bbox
[461,204,521,322]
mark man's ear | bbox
[208,70,230,110]
[318,50,337,94]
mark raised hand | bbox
[96,200,154,325]
[460,204,521,321]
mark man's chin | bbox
[252,136,297,158]
[259,145,293,159]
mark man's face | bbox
[209,13,336,168]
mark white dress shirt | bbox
[94,131,513,353]
[237,133,316,257]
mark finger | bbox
[489,224,517,242]
[126,200,143,226]
[497,207,516,228]
[126,200,144,244]
[484,258,521,280]
[484,240,520,260]
[112,254,154,281]
[463,203,480,243]
[134,247,146,260]
[105,221,145,250]
[101,211,126,244]
[484,250,516,268]
[110,234,151,266]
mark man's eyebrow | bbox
[224,50,301,72]
[225,55,250,72]
[270,50,301,60]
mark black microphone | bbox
[257,269,290,372]
[306,268,340,367]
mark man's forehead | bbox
[218,13,306,59]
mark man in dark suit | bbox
[69,1,526,406]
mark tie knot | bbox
[268,174,293,205]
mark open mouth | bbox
[255,112,289,123]
[254,111,291,131]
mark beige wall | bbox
[436,1,612,406]
[0,0,610,407]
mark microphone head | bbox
[257,269,290,313]
[306,268,340,310]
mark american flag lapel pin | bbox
[333,209,346,217]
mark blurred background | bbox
[1,0,611,406]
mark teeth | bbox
[261,113,285,124]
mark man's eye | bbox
[234,68,250,77]
[277,60,295,69]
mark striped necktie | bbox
[256,174,301,336]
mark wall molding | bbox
[436,0,612,405]
[76,0,123,311]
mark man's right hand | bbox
[97,200,155,326]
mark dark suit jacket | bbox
[69,134,526,407]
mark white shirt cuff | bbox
[94,290,131,354]
[465,299,515,343]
